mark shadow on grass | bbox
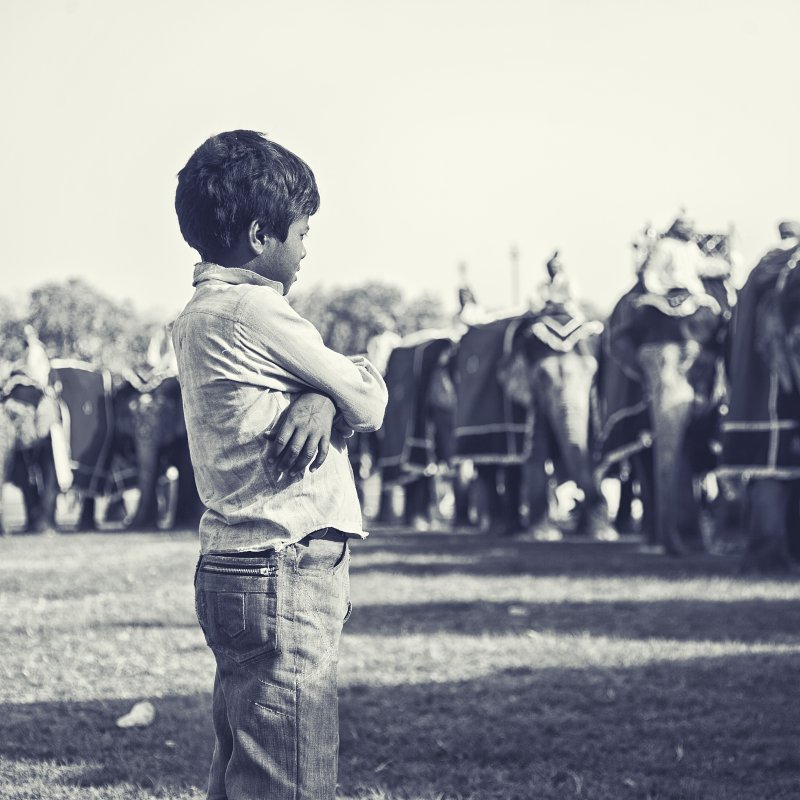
[338,652,800,800]
[353,530,750,579]
[0,693,213,795]
[2,652,799,800]
[345,598,800,643]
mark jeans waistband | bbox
[223,528,348,558]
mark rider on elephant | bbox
[639,215,731,297]
[596,216,734,554]
[535,249,580,314]
[719,220,800,571]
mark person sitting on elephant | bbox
[531,250,585,321]
[22,325,51,388]
[640,215,730,297]
[454,262,489,329]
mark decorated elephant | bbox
[110,371,202,530]
[452,312,533,536]
[376,329,468,529]
[496,303,612,539]
[719,225,800,571]
[597,268,733,555]
[461,303,612,540]
[45,360,202,531]
[0,370,61,533]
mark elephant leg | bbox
[525,459,552,537]
[674,450,704,552]
[22,452,58,534]
[485,465,523,536]
[452,461,473,528]
[614,472,635,533]
[376,485,395,523]
[743,479,793,572]
[471,465,494,533]
[786,481,800,562]
[633,448,656,546]
[522,419,559,539]
[0,445,13,534]
[76,496,98,531]
[404,476,432,530]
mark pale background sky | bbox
[1,0,798,321]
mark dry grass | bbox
[0,526,799,799]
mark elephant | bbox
[375,331,470,529]
[452,308,607,538]
[719,237,800,571]
[598,277,732,555]
[0,371,60,533]
[495,304,613,539]
[110,372,203,530]
[452,313,534,536]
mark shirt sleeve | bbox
[236,289,388,432]
[640,242,671,295]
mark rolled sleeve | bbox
[237,290,388,431]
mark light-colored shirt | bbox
[641,237,730,296]
[172,262,388,555]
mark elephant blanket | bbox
[719,245,800,478]
[377,332,455,485]
[594,283,653,476]
[50,360,115,494]
[596,277,732,478]
[453,314,534,464]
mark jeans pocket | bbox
[195,559,280,665]
[297,537,349,573]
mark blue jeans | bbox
[194,531,352,800]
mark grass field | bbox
[1,525,799,799]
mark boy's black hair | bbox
[175,130,320,259]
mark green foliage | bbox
[291,282,447,355]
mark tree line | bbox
[0,278,448,371]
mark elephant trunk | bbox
[639,342,698,555]
[537,353,613,537]
[539,354,599,498]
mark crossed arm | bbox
[238,293,388,477]
[269,392,355,477]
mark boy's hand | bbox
[270,392,337,477]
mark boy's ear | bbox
[248,220,273,254]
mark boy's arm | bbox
[270,391,337,477]
[239,293,388,432]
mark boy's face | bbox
[253,216,309,295]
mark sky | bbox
[1,0,799,321]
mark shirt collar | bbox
[192,262,285,295]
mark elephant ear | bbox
[497,351,533,408]
[754,288,794,394]
[779,263,800,396]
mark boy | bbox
[172,130,387,800]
